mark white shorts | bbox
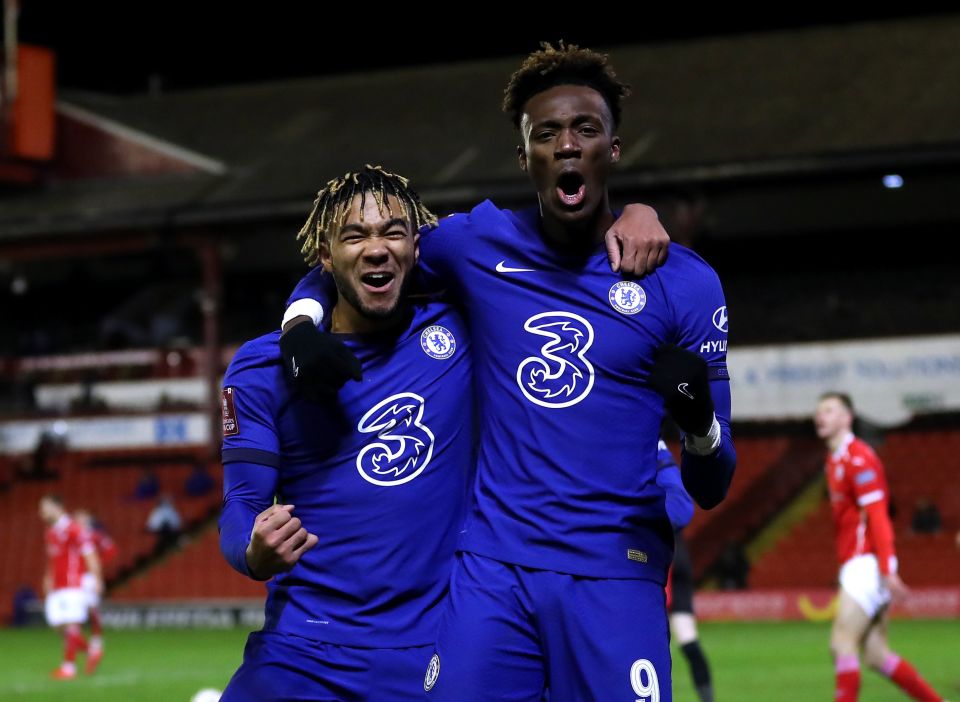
[839,554,891,619]
[45,588,88,627]
[81,573,101,609]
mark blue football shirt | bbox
[220,301,474,647]
[289,201,734,583]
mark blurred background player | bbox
[218,167,474,701]
[75,508,117,673]
[657,439,715,702]
[39,494,102,680]
[814,392,946,702]
[145,493,183,553]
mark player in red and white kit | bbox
[39,495,102,680]
[815,393,945,702]
[75,509,116,674]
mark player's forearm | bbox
[282,267,334,329]
[656,461,695,530]
[665,486,696,531]
[282,315,313,335]
[681,430,735,509]
[865,501,897,575]
[83,552,102,580]
[220,504,257,577]
[219,462,278,578]
[679,381,736,509]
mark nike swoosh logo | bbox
[678,383,694,400]
[496,261,535,274]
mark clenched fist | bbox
[245,504,319,580]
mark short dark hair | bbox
[41,493,64,506]
[819,391,855,415]
[502,41,631,129]
[296,165,437,267]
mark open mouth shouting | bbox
[360,270,396,293]
[556,171,586,208]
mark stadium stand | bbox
[750,426,960,589]
[110,527,266,601]
[682,432,824,582]
[0,447,221,622]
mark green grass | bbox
[672,620,959,701]
[0,628,250,702]
[0,621,956,701]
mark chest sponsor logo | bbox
[608,281,647,315]
[356,393,435,486]
[712,306,729,333]
[517,312,595,409]
[420,325,456,360]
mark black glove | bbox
[279,321,362,400]
[648,344,714,436]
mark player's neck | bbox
[539,202,615,255]
[330,301,405,336]
[826,430,853,454]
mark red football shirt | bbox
[45,515,95,589]
[825,433,897,575]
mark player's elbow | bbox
[691,487,726,511]
[682,454,735,510]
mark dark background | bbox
[12,4,949,93]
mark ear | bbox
[413,230,420,265]
[320,238,334,273]
[517,144,527,172]
[611,136,622,163]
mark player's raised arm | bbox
[649,346,735,508]
[649,250,735,509]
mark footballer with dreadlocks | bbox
[218,166,475,701]
[283,44,737,701]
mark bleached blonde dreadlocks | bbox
[296,165,437,267]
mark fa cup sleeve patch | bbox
[222,387,240,436]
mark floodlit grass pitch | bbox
[0,620,956,701]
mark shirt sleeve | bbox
[221,341,282,469]
[864,500,897,575]
[849,451,886,508]
[416,213,471,295]
[74,525,96,557]
[667,249,730,382]
[849,449,897,574]
[661,248,735,508]
[219,461,279,578]
[680,378,736,509]
[655,440,695,530]
[284,267,335,326]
